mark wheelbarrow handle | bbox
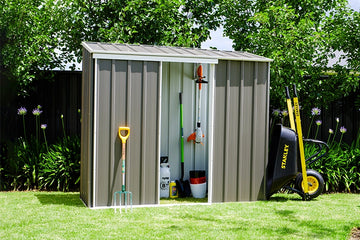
[285,86,291,99]
[292,84,298,97]
[118,127,130,144]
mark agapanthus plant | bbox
[41,124,49,152]
[307,107,321,138]
[331,117,340,146]
[32,107,43,144]
[339,126,347,146]
[314,120,322,139]
[17,107,27,141]
[327,129,334,144]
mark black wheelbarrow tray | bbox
[266,124,329,200]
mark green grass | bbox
[0,192,359,239]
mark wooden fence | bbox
[1,70,359,146]
[1,71,82,144]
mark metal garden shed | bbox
[80,42,272,208]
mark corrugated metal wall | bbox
[81,56,161,207]
[212,60,270,202]
[160,62,209,182]
[80,49,93,206]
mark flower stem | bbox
[61,115,67,139]
[338,133,344,147]
[22,115,27,141]
[314,125,320,140]
[326,134,332,145]
[331,122,339,147]
[42,129,49,152]
[307,116,314,139]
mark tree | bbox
[0,0,221,95]
[220,0,359,112]
[0,0,75,96]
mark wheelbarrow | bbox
[266,85,329,200]
[266,124,329,200]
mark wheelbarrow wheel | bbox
[295,169,324,199]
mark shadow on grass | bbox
[268,193,321,202]
[35,192,84,207]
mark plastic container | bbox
[160,163,170,198]
[169,181,178,198]
[189,170,206,185]
[190,176,206,184]
[190,182,206,198]
[189,170,205,178]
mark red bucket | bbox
[190,176,206,184]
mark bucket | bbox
[190,182,206,198]
[190,170,205,178]
[189,170,206,185]
[190,176,206,184]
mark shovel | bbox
[114,126,132,213]
[176,92,191,197]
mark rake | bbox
[114,126,132,213]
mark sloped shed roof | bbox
[82,42,272,63]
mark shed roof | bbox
[82,42,272,64]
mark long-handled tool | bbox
[292,85,309,198]
[187,65,207,144]
[114,126,132,213]
[176,92,191,197]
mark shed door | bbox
[94,59,160,206]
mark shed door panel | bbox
[94,60,160,207]
[212,60,269,202]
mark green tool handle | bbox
[179,92,185,179]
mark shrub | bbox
[301,107,360,193]
[3,106,80,191]
[39,136,80,191]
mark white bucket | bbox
[190,182,207,198]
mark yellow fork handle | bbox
[118,127,130,144]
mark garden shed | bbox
[80,42,272,208]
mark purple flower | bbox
[32,108,42,116]
[311,107,321,116]
[316,120,322,126]
[282,110,288,117]
[329,129,334,134]
[340,126,347,134]
[17,107,27,116]
[41,124,47,130]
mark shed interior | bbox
[160,62,211,200]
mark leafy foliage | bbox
[39,136,80,191]
[0,0,77,95]
[2,106,80,191]
[311,145,360,193]
[0,0,221,95]
[220,0,360,112]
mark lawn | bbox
[0,192,359,239]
